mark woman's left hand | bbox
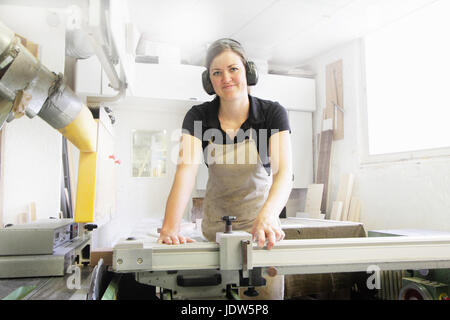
[251,212,285,250]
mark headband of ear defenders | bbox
[202,38,258,95]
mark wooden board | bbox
[325,60,344,140]
[90,248,113,267]
[29,202,36,221]
[347,197,361,222]
[315,120,334,214]
[336,174,354,221]
[330,201,343,221]
[283,222,366,299]
[316,60,343,217]
[304,184,324,214]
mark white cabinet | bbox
[75,58,210,102]
[74,55,126,96]
[250,74,316,111]
[288,111,314,188]
[133,64,210,102]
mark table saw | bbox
[111,217,450,299]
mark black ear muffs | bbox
[202,61,259,95]
[246,61,258,86]
[202,70,215,95]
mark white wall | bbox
[0,5,66,226]
[303,39,450,233]
[91,98,195,248]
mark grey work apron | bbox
[201,129,284,300]
[201,129,273,241]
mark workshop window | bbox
[362,0,450,162]
[132,130,167,177]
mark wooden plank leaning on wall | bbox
[315,59,344,216]
[316,122,333,214]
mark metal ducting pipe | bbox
[0,20,17,128]
[0,20,97,153]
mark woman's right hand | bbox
[158,133,201,245]
[157,228,195,245]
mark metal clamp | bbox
[241,239,252,278]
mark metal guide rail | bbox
[113,233,450,273]
[112,231,450,299]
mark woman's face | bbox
[209,50,248,101]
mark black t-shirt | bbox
[182,95,291,174]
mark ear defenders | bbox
[202,39,258,95]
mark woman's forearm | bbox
[162,134,203,233]
[252,168,292,249]
[162,164,198,232]
[259,168,293,219]
[259,130,293,219]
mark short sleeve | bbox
[268,102,291,136]
[181,107,204,141]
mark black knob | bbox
[222,216,236,233]
[244,287,259,297]
[84,224,98,231]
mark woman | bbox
[158,39,293,299]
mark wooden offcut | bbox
[29,202,36,221]
[304,184,324,215]
[336,174,354,221]
[347,197,361,222]
[283,222,366,299]
[330,201,343,221]
[315,120,333,214]
[90,248,113,267]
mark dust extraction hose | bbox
[0,20,97,152]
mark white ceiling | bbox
[128,0,440,71]
[1,0,441,72]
